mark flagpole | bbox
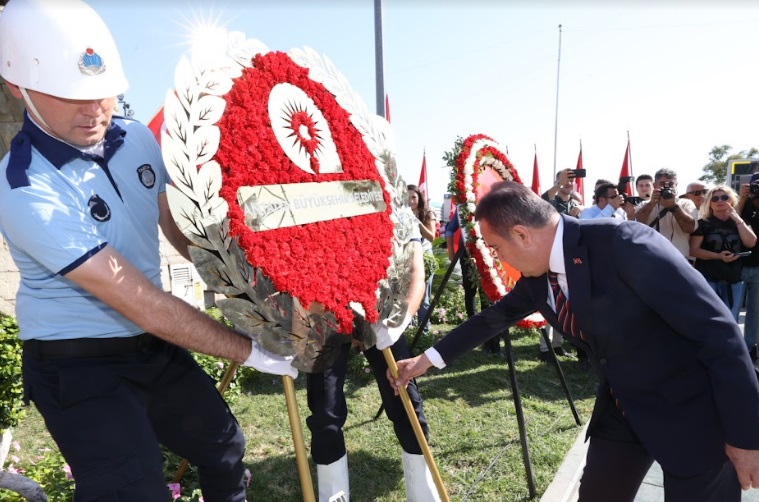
[627,130,633,178]
[552,24,563,177]
[374,0,386,117]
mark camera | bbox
[750,182,759,196]
[622,194,643,206]
[617,176,634,197]
[660,181,675,200]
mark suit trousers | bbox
[579,395,740,502]
[306,337,430,465]
[23,339,246,502]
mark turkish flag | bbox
[619,139,632,196]
[531,152,541,195]
[147,105,165,147]
[418,151,428,202]
[575,145,585,201]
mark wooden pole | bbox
[382,348,449,502]
[283,375,316,502]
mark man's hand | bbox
[726,444,759,490]
[568,206,582,218]
[659,191,677,209]
[622,201,636,220]
[243,339,298,379]
[387,354,433,395]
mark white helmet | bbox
[0,0,128,100]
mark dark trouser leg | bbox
[306,342,351,465]
[149,345,246,502]
[663,460,741,502]
[461,257,478,319]
[578,436,654,502]
[22,344,224,502]
[579,390,653,502]
[363,338,429,454]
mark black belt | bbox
[23,333,162,359]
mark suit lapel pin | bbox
[573,258,582,265]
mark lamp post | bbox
[116,94,135,118]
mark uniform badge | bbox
[137,164,156,189]
[88,195,111,222]
[78,48,106,76]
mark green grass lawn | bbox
[5,325,598,501]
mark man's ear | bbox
[510,225,531,248]
[5,82,23,99]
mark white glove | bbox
[243,340,298,379]
[373,313,413,350]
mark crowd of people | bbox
[523,167,759,364]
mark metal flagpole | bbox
[552,24,563,178]
[627,130,633,178]
[374,0,386,117]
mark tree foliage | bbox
[700,145,759,185]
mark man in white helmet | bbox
[0,0,297,499]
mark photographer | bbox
[635,168,698,259]
[738,172,759,362]
[542,168,583,217]
[579,183,627,220]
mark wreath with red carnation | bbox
[162,36,415,371]
[451,134,546,329]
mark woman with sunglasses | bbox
[690,186,757,321]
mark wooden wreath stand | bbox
[171,363,316,502]
[391,246,581,499]
[382,348,450,501]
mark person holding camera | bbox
[635,168,698,259]
[580,182,635,220]
[542,168,583,217]
[738,172,759,362]
[689,186,756,322]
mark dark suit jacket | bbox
[434,215,759,477]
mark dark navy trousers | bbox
[306,337,430,465]
[23,339,246,502]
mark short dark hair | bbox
[594,183,616,201]
[654,168,677,182]
[474,182,556,236]
[636,174,653,184]
[594,179,612,188]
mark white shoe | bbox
[402,451,441,502]
[317,454,349,502]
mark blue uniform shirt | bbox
[0,114,168,340]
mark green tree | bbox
[700,145,759,185]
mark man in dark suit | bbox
[390,181,759,501]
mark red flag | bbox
[385,94,391,123]
[619,138,632,196]
[418,150,428,202]
[531,150,541,195]
[575,143,585,201]
[147,105,165,147]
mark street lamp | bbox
[116,94,135,118]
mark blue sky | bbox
[90,1,759,206]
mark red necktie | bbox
[548,272,587,341]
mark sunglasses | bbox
[687,190,707,196]
[710,194,730,203]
